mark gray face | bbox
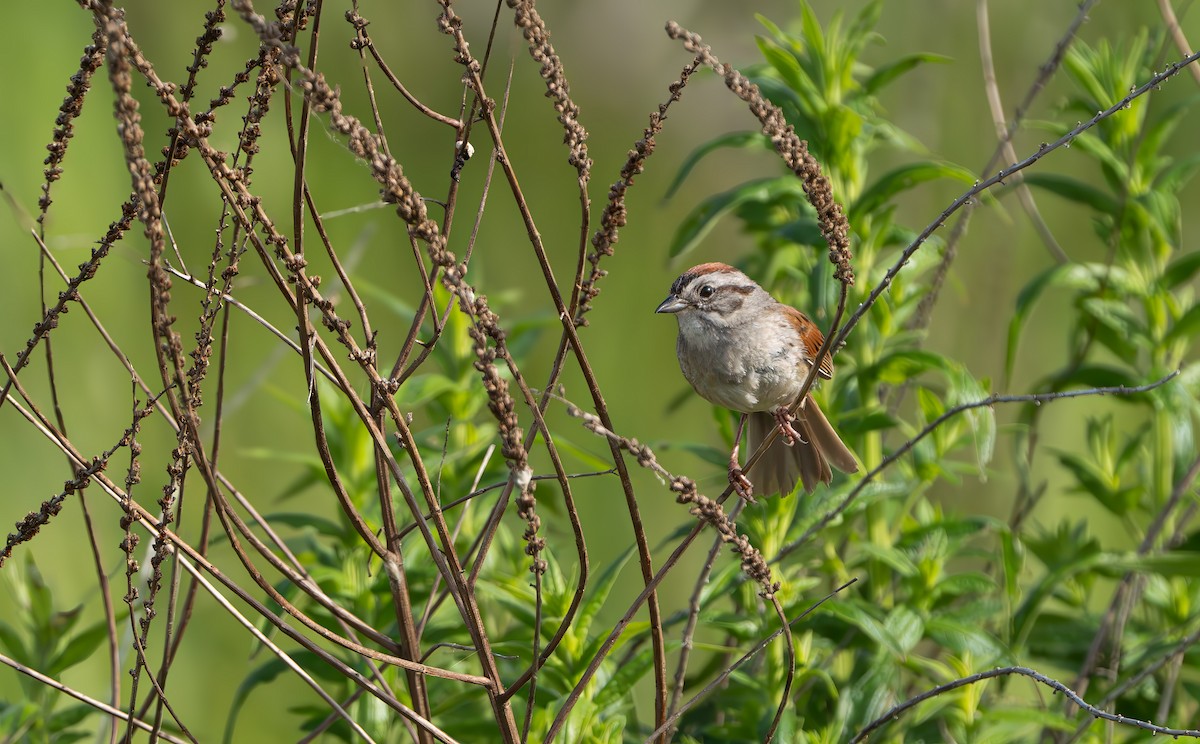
[655,268,762,329]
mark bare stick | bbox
[850,665,1200,743]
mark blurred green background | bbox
[1,0,1197,739]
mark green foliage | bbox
[3,2,1197,742]
[661,3,1200,742]
[0,557,112,742]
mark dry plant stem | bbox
[4,423,443,742]
[4,390,493,690]
[1070,449,1200,704]
[37,8,456,729]
[219,5,522,736]
[103,2,399,711]
[834,47,1200,354]
[29,234,179,738]
[290,3,429,731]
[1065,602,1200,742]
[95,9,517,737]
[299,688,371,744]
[349,9,462,129]
[164,266,340,384]
[147,13,253,724]
[33,30,120,741]
[647,579,857,743]
[415,444,495,641]
[395,468,611,542]
[0,653,191,744]
[103,15,200,733]
[776,373,1180,562]
[849,665,1200,743]
[1158,0,1200,85]
[372,436,429,720]
[975,0,1065,262]
[0,201,137,414]
[665,21,855,468]
[454,62,556,602]
[904,0,1094,338]
[762,596,795,743]
[551,405,781,741]
[503,0,595,328]
[437,1,670,728]
[46,232,395,661]
[353,0,464,391]
[47,243,401,666]
[573,57,701,324]
[666,501,743,731]
[0,373,193,742]
[77,486,120,744]
[458,14,671,736]
[502,58,701,707]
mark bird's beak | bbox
[655,294,687,314]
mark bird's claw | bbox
[773,408,805,447]
[728,466,755,503]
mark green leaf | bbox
[48,621,110,677]
[982,705,1079,733]
[756,36,810,105]
[394,373,462,409]
[1021,173,1118,214]
[574,547,633,646]
[850,162,976,224]
[822,601,903,658]
[46,704,95,732]
[223,651,337,744]
[856,543,919,577]
[999,528,1023,614]
[859,349,949,386]
[925,616,1004,659]
[860,53,952,96]
[948,365,994,473]
[555,434,615,472]
[916,386,945,424]
[594,643,655,710]
[668,178,806,259]
[1031,365,1149,412]
[257,512,346,539]
[1079,298,1146,343]
[1154,152,1200,199]
[838,409,897,436]
[930,572,996,600]
[1006,263,1131,382]
[1164,303,1200,347]
[0,620,26,660]
[1104,553,1200,578]
[1056,451,1135,516]
[664,131,772,200]
[884,606,924,656]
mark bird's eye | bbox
[698,284,715,299]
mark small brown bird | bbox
[656,262,858,499]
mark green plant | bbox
[1,1,1198,742]
[658,4,1200,743]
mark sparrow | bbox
[656,262,858,498]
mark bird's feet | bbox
[728,465,755,503]
[772,406,806,447]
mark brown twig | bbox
[776,372,1181,562]
[850,665,1200,743]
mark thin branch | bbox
[776,372,1180,562]
[647,579,857,743]
[850,665,1200,743]
[1158,0,1200,85]
[0,654,192,744]
[836,46,1200,353]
